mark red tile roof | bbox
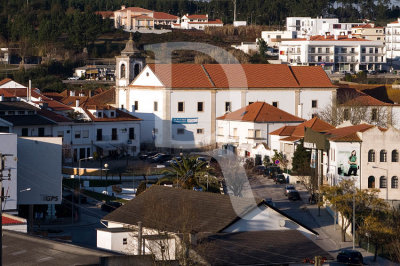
[145,64,335,89]
[185,14,208,19]
[0,78,12,86]
[217,102,305,123]
[38,109,72,123]
[324,124,374,142]
[153,11,178,20]
[280,136,302,142]
[188,19,223,25]
[119,7,153,13]
[352,24,374,29]
[338,87,391,106]
[270,125,297,136]
[132,15,153,20]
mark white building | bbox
[279,35,386,73]
[172,14,223,30]
[386,18,400,60]
[116,62,336,150]
[231,42,259,54]
[0,133,17,212]
[216,102,304,157]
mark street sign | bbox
[275,159,280,165]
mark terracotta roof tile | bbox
[338,87,391,106]
[188,19,223,25]
[119,7,153,13]
[153,11,178,20]
[324,124,374,141]
[217,102,305,123]
[270,126,297,136]
[84,109,141,122]
[38,109,72,123]
[185,14,208,19]
[0,78,12,86]
[291,117,335,137]
[280,136,302,142]
[145,64,334,89]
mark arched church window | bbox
[121,64,126,78]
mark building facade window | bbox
[218,127,223,136]
[38,128,45,137]
[120,64,126,78]
[197,102,204,112]
[255,130,261,139]
[96,128,102,141]
[154,101,158,112]
[343,109,350,120]
[392,176,399,189]
[248,129,254,138]
[129,128,135,140]
[112,128,118,140]
[197,128,204,134]
[82,130,89,138]
[368,176,375,188]
[380,150,387,162]
[177,128,184,134]
[178,102,184,112]
[380,176,387,188]
[371,108,377,121]
[368,150,375,162]
[134,101,139,111]
[272,101,278,108]
[22,128,28,137]
[225,102,231,112]
[312,100,318,108]
[392,150,399,162]
[123,238,127,245]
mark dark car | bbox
[284,185,295,195]
[151,154,172,163]
[274,174,286,184]
[253,165,266,175]
[101,201,122,212]
[264,166,282,178]
[139,151,158,160]
[288,190,301,201]
[337,250,363,265]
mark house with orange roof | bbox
[119,61,336,149]
[172,13,223,30]
[279,34,386,73]
[269,117,335,169]
[112,6,177,32]
[351,24,384,41]
[216,102,305,157]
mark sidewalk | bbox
[296,187,399,266]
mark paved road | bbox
[247,174,399,266]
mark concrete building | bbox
[172,14,223,30]
[231,42,259,54]
[0,133,17,212]
[279,35,386,73]
[351,24,385,41]
[117,62,336,150]
[386,18,400,60]
[216,102,305,157]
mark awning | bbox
[94,143,117,150]
[86,69,99,74]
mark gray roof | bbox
[121,34,140,55]
[0,101,38,111]
[196,230,333,265]
[103,185,262,234]
[3,230,113,266]
[0,115,56,126]
[97,228,134,233]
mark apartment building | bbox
[386,18,400,60]
[279,35,386,73]
[351,24,385,41]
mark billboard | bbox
[17,137,62,205]
[336,143,360,188]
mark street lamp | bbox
[206,165,210,191]
[104,163,109,182]
[372,166,389,201]
[78,157,93,206]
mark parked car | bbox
[139,151,158,160]
[288,190,301,201]
[274,174,286,184]
[284,185,295,195]
[101,201,122,212]
[337,250,363,265]
[264,166,282,178]
[253,165,266,175]
[147,153,164,161]
[151,154,172,163]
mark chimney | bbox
[76,99,80,108]
[121,5,126,10]
[70,90,75,96]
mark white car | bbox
[67,76,79,80]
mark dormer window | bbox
[97,111,103,118]
[8,111,15,115]
[110,111,115,117]
[18,111,25,115]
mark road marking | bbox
[11,250,26,255]
[37,257,53,262]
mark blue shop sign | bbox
[172,118,198,124]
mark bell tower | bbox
[115,34,145,109]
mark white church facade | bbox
[114,40,337,150]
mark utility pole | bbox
[0,153,13,266]
[232,0,237,22]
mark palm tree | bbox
[160,156,209,190]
